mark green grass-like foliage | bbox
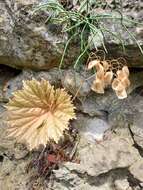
[33,0,143,69]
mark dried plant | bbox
[88,58,130,99]
[5,79,76,150]
[88,60,113,94]
[112,66,130,99]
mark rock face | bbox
[130,159,143,182]
[49,135,143,190]
[91,0,143,67]
[0,0,80,70]
[61,69,93,97]
[0,0,143,70]
[0,66,143,189]
[70,136,140,177]
[72,113,110,142]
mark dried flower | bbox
[88,58,130,99]
[104,71,113,86]
[5,79,76,150]
[91,78,104,94]
[88,60,113,94]
[112,66,130,99]
[87,60,100,70]
[102,61,109,71]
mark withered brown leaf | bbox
[5,79,76,150]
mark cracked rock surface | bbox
[0,66,143,189]
[0,0,143,69]
[0,0,80,70]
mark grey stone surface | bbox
[0,158,27,190]
[0,64,143,189]
[49,134,143,190]
[61,69,92,97]
[130,122,143,149]
[0,0,80,70]
[90,0,143,67]
[114,179,132,190]
[130,159,143,182]
[0,121,29,160]
[0,0,143,70]
[72,113,110,142]
[0,121,29,189]
[76,137,140,177]
[76,73,143,130]
[4,68,62,99]
[50,166,113,190]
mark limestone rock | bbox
[128,71,143,94]
[77,79,143,129]
[5,68,61,99]
[77,89,122,117]
[90,1,143,68]
[0,114,46,190]
[61,69,92,97]
[64,136,140,177]
[128,89,143,149]
[72,113,110,142]
[130,124,143,149]
[51,133,141,189]
[0,0,80,70]
[114,179,132,190]
[0,158,37,190]
[78,137,140,176]
[0,0,143,69]
[52,164,113,190]
[129,159,143,182]
[0,121,29,160]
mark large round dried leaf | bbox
[5,79,76,150]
